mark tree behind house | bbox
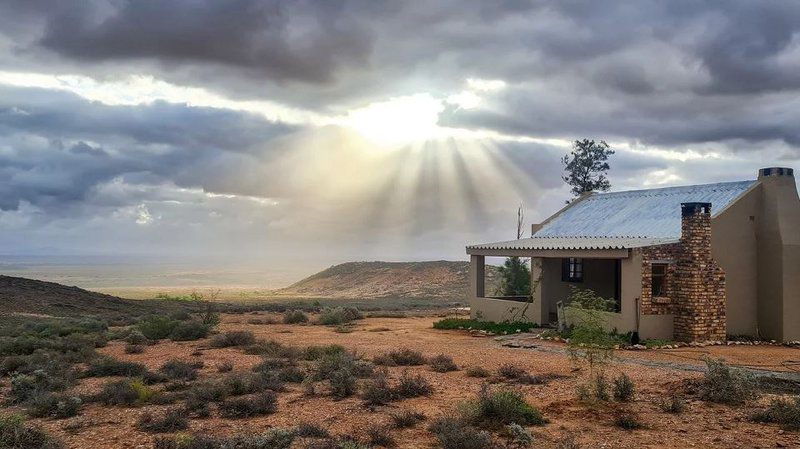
[496,205,531,297]
[562,139,615,199]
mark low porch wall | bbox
[564,306,673,340]
[470,296,539,324]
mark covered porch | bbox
[466,236,676,339]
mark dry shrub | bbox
[751,397,800,430]
[210,331,255,348]
[394,371,433,398]
[84,357,146,377]
[366,424,396,447]
[459,386,547,429]
[465,366,491,378]
[498,363,526,379]
[612,373,635,402]
[219,391,278,418]
[160,359,201,381]
[362,369,393,406]
[657,394,686,414]
[428,417,494,449]
[699,358,758,405]
[374,348,426,366]
[135,408,188,433]
[428,354,458,373]
[613,410,644,430]
[0,414,64,449]
[283,310,309,324]
[390,410,426,428]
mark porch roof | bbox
[467,236,678,251]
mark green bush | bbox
[374,348,426,366]
[699,358,758,405]
[394,371,433,398]
[26,393,81,418]
[95,378,153,406]
[428,354,458,373]
[751,397,800,430]
[137,316,180,340]
[362,369,393,406]
[0,414,64,449]
[329,369,357,399]
[567,286,617,312]
[432,318,538,334]
[283,310,309,324]
[136,408,189,433]
[9,370,71,403]
[576,373,610,403]
[169,320,212,341]
[612,373,635,402]
[124,330,149,345]
[460,386,546,428]
[85,356,146,377]
[302,344,346,361]
[210,331,255,348]
[317,307,363,326]
[160,359,201,381]
[505,423,534,449]
[429,417,494,449]
[219,392,278,418]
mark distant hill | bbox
[0,275,200,321]
[275,261,501,300]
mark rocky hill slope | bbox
[275,261,500,300]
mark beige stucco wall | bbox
[711,184,760,336]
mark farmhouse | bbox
[467,167,800,342]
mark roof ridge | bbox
[589,179,756,198]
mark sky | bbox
[0,1,799,279]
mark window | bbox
[561,257,583,282]
[651,263,668,297]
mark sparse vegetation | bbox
[576,373,610,403]
[219,391,278,418]
[374,348,426,366]
[366,424,396,447]
[26,393,82,418]
[657,394,686,414]
[125,343,145,354]
[433,318,537,334]
[283,310,309,324]
[466,366,491,378]
[428,354,458,372]
[751,397,800,430]
[391,410,426,428]
[329,368,358,399]
[136,408,189,433]
[84,356,146,377]
[210,330,256,348]
[498,363,526,380]
[394,371,433,398]
[699,358,758,405]
[153,428,295,449]
[318,307,363,325]
[429,416,494,449]
[613,410,644,430]
[160,359,201,381]
[362,369,394,406]
[0,414,65,449]
[505,423,534,449]
[95,378,154,406]
[612,373,635,402]
[459,386,546,428]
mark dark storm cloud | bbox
[0,85,297,212]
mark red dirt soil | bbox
[14,314,800,449]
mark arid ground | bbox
[6,312,799,449]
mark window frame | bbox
[651,262,669,298]
[561,257,584,283]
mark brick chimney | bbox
[673,202,727,342]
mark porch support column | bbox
[469,255,485,299]
[530,257,546,325]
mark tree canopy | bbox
[561,139,615,199]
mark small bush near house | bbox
[428,416,494,449]
[460,386,547,428]
[219,391,278,418]
[751,397,800,430]
[160,359,200,381]
[283,310,309,324]
[466,366,491,378]
[576,373,610,403]
[329,369,357,399]
[0,414,65,449]
[367,424,395,447]
[210,331,255,348]
[391,410,426,428]
[699,358,758,405]
[84,356,146,377]
[125,343,145,354]
[394,371,433,398]
[613,410,644,430]
[432,318,538,334]
[27,393,81,418]
[136,408,189,433]
[374,348,426,366]
[317,307,363,326]
[656,395,685,415]
[612,373,635,402]
[362,369,394,406]
[428,354,458,373]
[153,428,295,449]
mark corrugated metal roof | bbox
[467,236,678,251]
[533,180,757,239]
